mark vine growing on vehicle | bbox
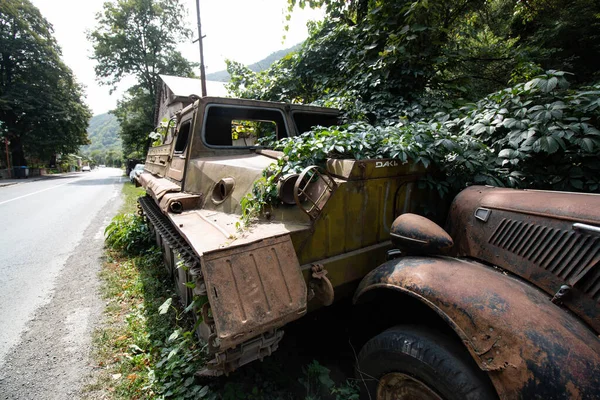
[239,120,492,226]
[239,72,600,226]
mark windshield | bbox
[134,164,144,171]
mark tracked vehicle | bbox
[138,96,600,398]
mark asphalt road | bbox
[0,168,124,398]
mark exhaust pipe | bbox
[170,201,183,213]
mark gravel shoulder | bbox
[0,194,122,400]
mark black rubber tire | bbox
[357,325,497,400]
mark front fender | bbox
[354,256,600,399]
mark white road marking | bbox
[0,175,90,206]
[0,181,73,206]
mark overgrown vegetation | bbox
[240,71,600,224]
[105,214,154,256]
[87,184,209,399]
[90,183,360,399]
[229,0,600,224]
[231,0,600,114]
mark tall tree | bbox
[89,0,197,157]
[112,85,155,157]
[0,0,91,166]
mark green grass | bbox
[83,182,178,398]
[84,181,359,400]
[121,182,146,213]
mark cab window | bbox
[203,105,287,147]
[293,111,339,134]
[174,121,191,154]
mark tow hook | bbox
[308,264,334,306]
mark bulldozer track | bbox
[137,194,287,376]
[138,195,201,274]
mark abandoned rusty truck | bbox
[137,96,600,399]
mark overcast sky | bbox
[29,0,323,116]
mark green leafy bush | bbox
[148,327,211,400]
[105,213,154,256]
[240,116,492,225]
[447,71,600,191]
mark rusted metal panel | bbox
[201,235,307,350]
[326,158,426,180]
[354,256,600,399]
[447,186,600,333]
[168,208,310,258]
[167,156,186,182]
[145,144,171,176]
[294,177,430,266]
[183,154,276,213]
[459,186,600,224]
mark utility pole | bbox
[195,0,207,97]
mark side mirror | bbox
[390,213,453,255]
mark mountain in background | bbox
[81,113,121,157]
[206,43,302,82]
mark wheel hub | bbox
[377,373,444,400]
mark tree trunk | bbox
[10,136,26,166]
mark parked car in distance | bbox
[129,163,145,184]
[82,165,91,172]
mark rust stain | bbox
[447,186,600,334]
[201,235,307,350]
[355,256,600,399]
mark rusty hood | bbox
[447,186,600,333]
[458,186,600,223]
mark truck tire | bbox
[357,325,497,400]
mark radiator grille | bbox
[489,219,600,301]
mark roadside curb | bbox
[0,177,44,188]
[0,173,83,188]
